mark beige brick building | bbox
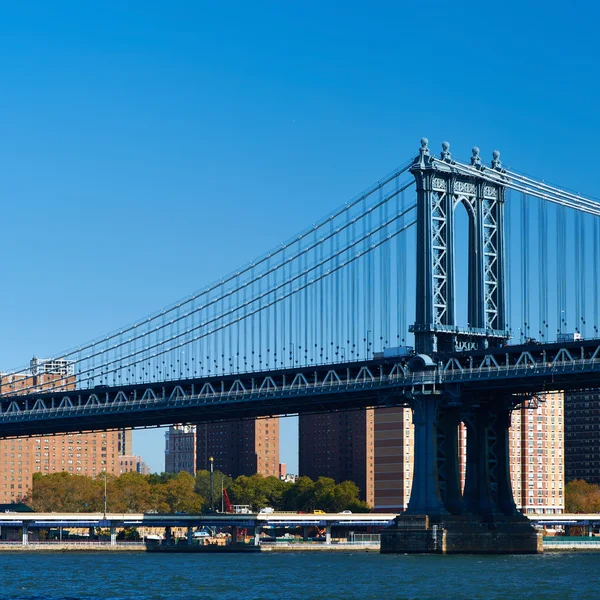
[0,358,123,503]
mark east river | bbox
[0,551,598,599]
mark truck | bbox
[557,333,582,343]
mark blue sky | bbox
[0,1,598,472]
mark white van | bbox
[259,507,275,514]
[193,531,210,538]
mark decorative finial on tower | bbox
[491,149,502,170]
[470,146,481,168]
[415,137,431,168]
[440,141,451,162]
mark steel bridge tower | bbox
[410,138,510,355]
[381,140,541,555]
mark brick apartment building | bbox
[564,389,600,483]
[196,418,280,478]
[299,410,375,505]
[0,358,141,503]
[300,391,564,514]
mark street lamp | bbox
[209,457,214,512]
[103,469,108,519]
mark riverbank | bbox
[2,540,600,552]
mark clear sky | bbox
[0,1,598,472]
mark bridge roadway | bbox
[0,337,599,437]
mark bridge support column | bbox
[404,397,447,515]
[254,526,261,546]
[110,525,117,546]
[165,526,172,545]
[437,408,465,515]
[325,525,331,545]
[187,526,193,545]
[490,409,520,517]
[381,394,542,554]
[22,524,28,546]
[463,408,496,517]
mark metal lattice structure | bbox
[410,139,509,354]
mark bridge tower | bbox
[410,138,510,355]
[381,140,541,555]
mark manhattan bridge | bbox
[1,139,600,552]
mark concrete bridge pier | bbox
[381,394,542,554]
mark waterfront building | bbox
[373,407,414,512]
[564,389,600,484]
[299,410,375,505]
[195,418,279,478]
[299,391,564,514]
[119,455,151,475]
[118,429,133,457]
[0,358,128,503]
[165,425,197,475]
[508,391,564,514]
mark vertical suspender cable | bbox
[580,212,586,337]
[538,198,548,340]
[575,212,581,333]
[520,193,528,342]
[595,217,600,337]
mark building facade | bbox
[564,389,600,483]
[509,392,564,514]
[118,430,133,457]
[373,407,414,512]
[196,418,279,478]
[0,358,127,503]
[299,392,564,514]
[165,425,197,475]
[299,410,375,506]
[119,455,151,475]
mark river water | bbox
[0,551,597,599]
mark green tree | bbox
[161,472,204,513]
[110,472,153,513]
[26,472,103,512]
[227,474,289,510]
[281,476,316,511]
[147,472,177,485]
[195,470,232,510]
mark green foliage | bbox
[230,474,371,513]
[24,470,371,514]
[194,470,232,509]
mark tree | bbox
[282,476,316,512]
[195,470,232,510]
[26,472,103,512]
[161,472,204,513]
[565,479,600,513]
[110,472,153,513]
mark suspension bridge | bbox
[1,138,599,553]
